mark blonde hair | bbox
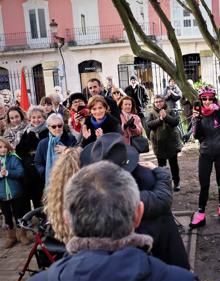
[44,147,81,243]
[0,137,14,153]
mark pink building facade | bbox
[0,0,219,103]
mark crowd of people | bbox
[0,74,219,280]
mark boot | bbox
[189,212,206,229]
[16,228,30,245]
[4,229,17,249]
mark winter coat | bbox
[28,233,198,281]
[163,84,182,110]
[146,107,182,159]
[104,96,121,121]
[193,110,220,156]
[120,112,143,144]
[125,84,149,116]
[16,127,49,198]
[0,154,24,200]
[81,114,122,147]
[34,131,76,182]
[133,166,189,269]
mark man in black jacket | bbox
[87,78,121,121]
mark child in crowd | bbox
[0,137,28,248]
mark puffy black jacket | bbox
[193,110,220,156]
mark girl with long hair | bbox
[44,147,81,242]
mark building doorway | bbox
[183,53,201,82]
[33,64,45,104]
[0,67,10,90]
[78,60,102,97]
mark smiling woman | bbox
[3,106,28,148]
[34,113,77,188]
[16,106,48,209]
[81,95,122,147]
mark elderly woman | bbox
[111,86,124,104]
[49,93,69,124]
[81,95,121,147]
[34,113,76,187]
[118,96,143,145]
[3,106,28,149]
[16,106,48,208]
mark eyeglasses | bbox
[50,124,63,129]
[154,100,164,104]
[72,99,82,104]
[201,97,214,101]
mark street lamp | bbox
[49,19,67,92]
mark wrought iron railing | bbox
[66,22,156,46]
[0,22,156,51]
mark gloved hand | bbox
[124,117,136,130]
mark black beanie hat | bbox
[69,93,87,104]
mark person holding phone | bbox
[190,86,220,228]
[68,93,89,140]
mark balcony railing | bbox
[66,22,156,46]
[0,22,156,51]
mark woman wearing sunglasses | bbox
[34,113,76,188]
[190,86,220,228]
[111,87,124,104]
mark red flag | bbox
[20,68,30,111]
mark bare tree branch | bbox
[112,0,176,77]
[118,0,172,64]
[200,0,219,39]
[176,0,192,13]
[186,0,219,59]
[149,0,186,82]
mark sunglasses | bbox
[201,97,214,101]
[113,91,121,95]
[50,124,63,129]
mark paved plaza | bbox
[0,150,197,280]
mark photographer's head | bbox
[63,161,143,240]
[199,86,217,108]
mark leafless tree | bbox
[112,0,219,100]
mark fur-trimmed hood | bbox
[66,232,153,254]
[29,234,198,281]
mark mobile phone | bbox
[193,101,202,114]
[77,105,86,112]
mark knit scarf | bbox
[70,110,82,133]
[26,121,47,135]
[90,115,107,129]
[0,152,20,200]
[201,103,219,116]
[45,133,61,186]
[4,121,28,147]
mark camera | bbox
[193,100,202,114]
[77,105,86,113]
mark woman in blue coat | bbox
[34,113,76,188]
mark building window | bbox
[23,0,50,46]
[183,9,190,17]
[81,14,86,35]
[29,8,47,39]
[183,19,191,27]
[193,19,198,26]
